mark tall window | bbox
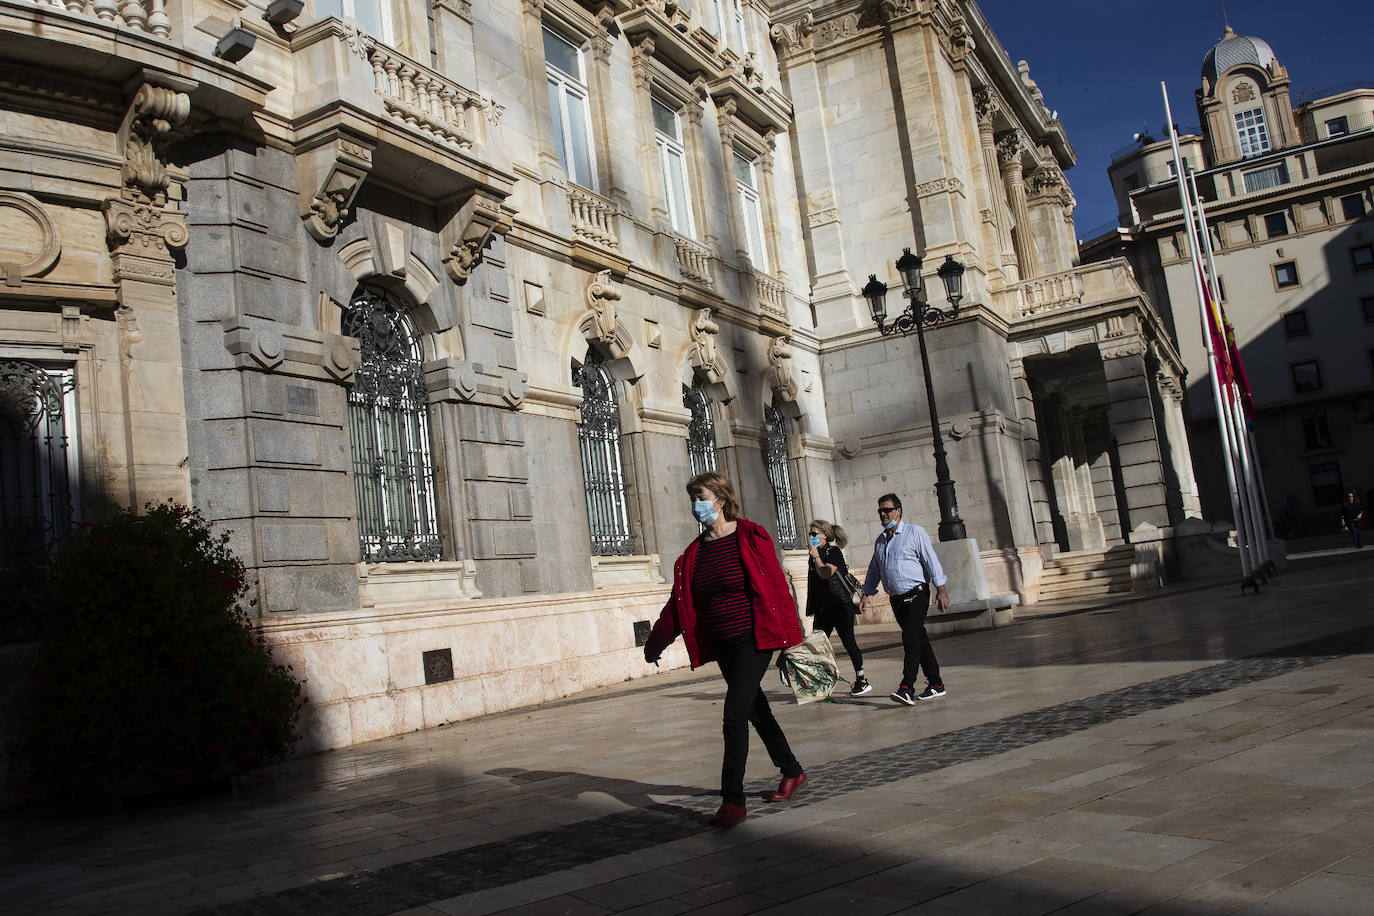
[575,352,634,555]
[1242,162,1289,193]
[545,27,597,189]
[734,151,768,272]
[763,406,802,548]
[684,384,718,476]
[343,289,442,563]
[317,0,393,42]
[653,97,695,238]
[1234,107,1271,158]
[0,361,77,643]
[710,0,748,54]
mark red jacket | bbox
[644,517,804,669]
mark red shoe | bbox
[767,772,808,801]
[708,802,747,828]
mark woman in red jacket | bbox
[643,471,807,829]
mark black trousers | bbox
[714,635,803,806]
[816,608,864,675]
[890,584,941,688]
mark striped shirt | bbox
[692,532,754,641]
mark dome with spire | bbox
[1202,27,1277,85]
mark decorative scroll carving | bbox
[916,176,964,198]
[585,270,622,346]
[630,34,655,90]
[1100,337,1146,361]
[0,192,61,286]
[632,0,691,32]
[996,131,1023,168]
[118,83,189,206]
[687,308,725,380]
[769,11,814,53]
[815,12,861,48]
[973,87,1000,126]
[298,134,374,242]
[442,191,512,283]
[765,334,797,401]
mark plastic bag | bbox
[776,630,839,704]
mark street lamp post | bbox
[862,249,968,542]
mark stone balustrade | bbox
[567,185,620,250]
[365,39,484,150]
[753,270,787,320]
[28,0,170,37]
[1016,268,1086,316]
[673,236,713,287]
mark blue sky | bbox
[978,0,1374,238]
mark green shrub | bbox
[20,501,304,800]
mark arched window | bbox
[575,351,634,555]
[0,360,77,642]
[683,383,717,476]
[763,405,802,548]
[343,288,442,563]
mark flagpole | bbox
[1186,168,1270,574]
[1162,82,1256,590]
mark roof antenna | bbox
[1220,0,1232,34]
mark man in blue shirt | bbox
[859,493,950,705]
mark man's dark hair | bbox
[877,493,902,510]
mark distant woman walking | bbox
[805,519,870,696]
[1341,491,1364,549]
[644,472,808,829]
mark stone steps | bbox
[1039,546,1135,601]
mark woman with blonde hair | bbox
[805,518,869,695]
[644,472,807,829]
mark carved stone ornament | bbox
[687,308,725,381]
[103,197,188,264]
[1232,82,1256,104]
[298,134,374,243]
[996,131,1023,168]
[0,191,61,286]
[585,269,622,346]
[973,87,1000,126]
[118,83,190,206]
[1029,166,1064,196]
[765,334,797,401]
[442,191,512,283]
[769,10,814,53]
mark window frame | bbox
[1283,309,1309,339]
[544,25,599,190]
[574,351,636,556]
[1352,243,1374,272]
[1361,295,1374,324]
[1242,162,1289,193]
[733,150,768,273]
[683,383,719,477]
[1273,260,1300,289]
[1341,193,1366,221]
[1309,461,1344,507]
[1326,116,1350,137]
[652,96,697,239]
[1233,106,1271,158]
[1290,358,1323,394]
[1263,211,1289,238]
[317,0,395,43]
[763,405,802,549]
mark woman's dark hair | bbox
[686,472,739,521]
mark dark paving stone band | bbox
[188,624,1374,915]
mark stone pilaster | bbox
[997,131,1038,279]
[1101,338,1170,530]
[1156,368,1204,521]
[974,88,1015,285]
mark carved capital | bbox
[996,131,1023,170]
[769,11,814,53]
[973,87,999,126]
[104,197,188,261]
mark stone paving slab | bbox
[2,553,1373,914]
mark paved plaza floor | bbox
[3,548,1374,915]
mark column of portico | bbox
[997,132,1038,279]
[974,90,1016,285]
[1157,370,1204,520]
[1064,404,1106,550]
[1011,359,1055,544]
[1101,337,1171,530]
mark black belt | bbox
[895,583,929,600]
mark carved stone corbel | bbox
[296,132,374,242]
[585,269,621,347]
[765,334,798,402]
[687,308,725,382]
[769,11,814,54]
[117,82,190,206]
[441,191,512,283]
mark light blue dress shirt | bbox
[862,520,947,596]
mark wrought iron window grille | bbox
[763,405,802,549]
[684,384,718,478]
[575,353,635,556]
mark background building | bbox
[0,0,1199,778]
[1083,28,1374,536]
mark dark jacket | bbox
[805,543,854,620]
[644,517,804,669]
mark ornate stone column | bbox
[997,131,1038,280]
[1156,368,1204,521]
[103,80,195,507]
[974,89,1016,285]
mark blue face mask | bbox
[808,534,821,548]
[692,499,718,525]
[883,517,898,531]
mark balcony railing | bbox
[1016,268,1085,317]
[567,184,620,250]
[364,39,484,150]
[673,236,713,287]
[752,270,786,321]
[27,0,170,37]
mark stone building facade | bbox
[1083,28,1374,536]
[0,0,1199,762]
